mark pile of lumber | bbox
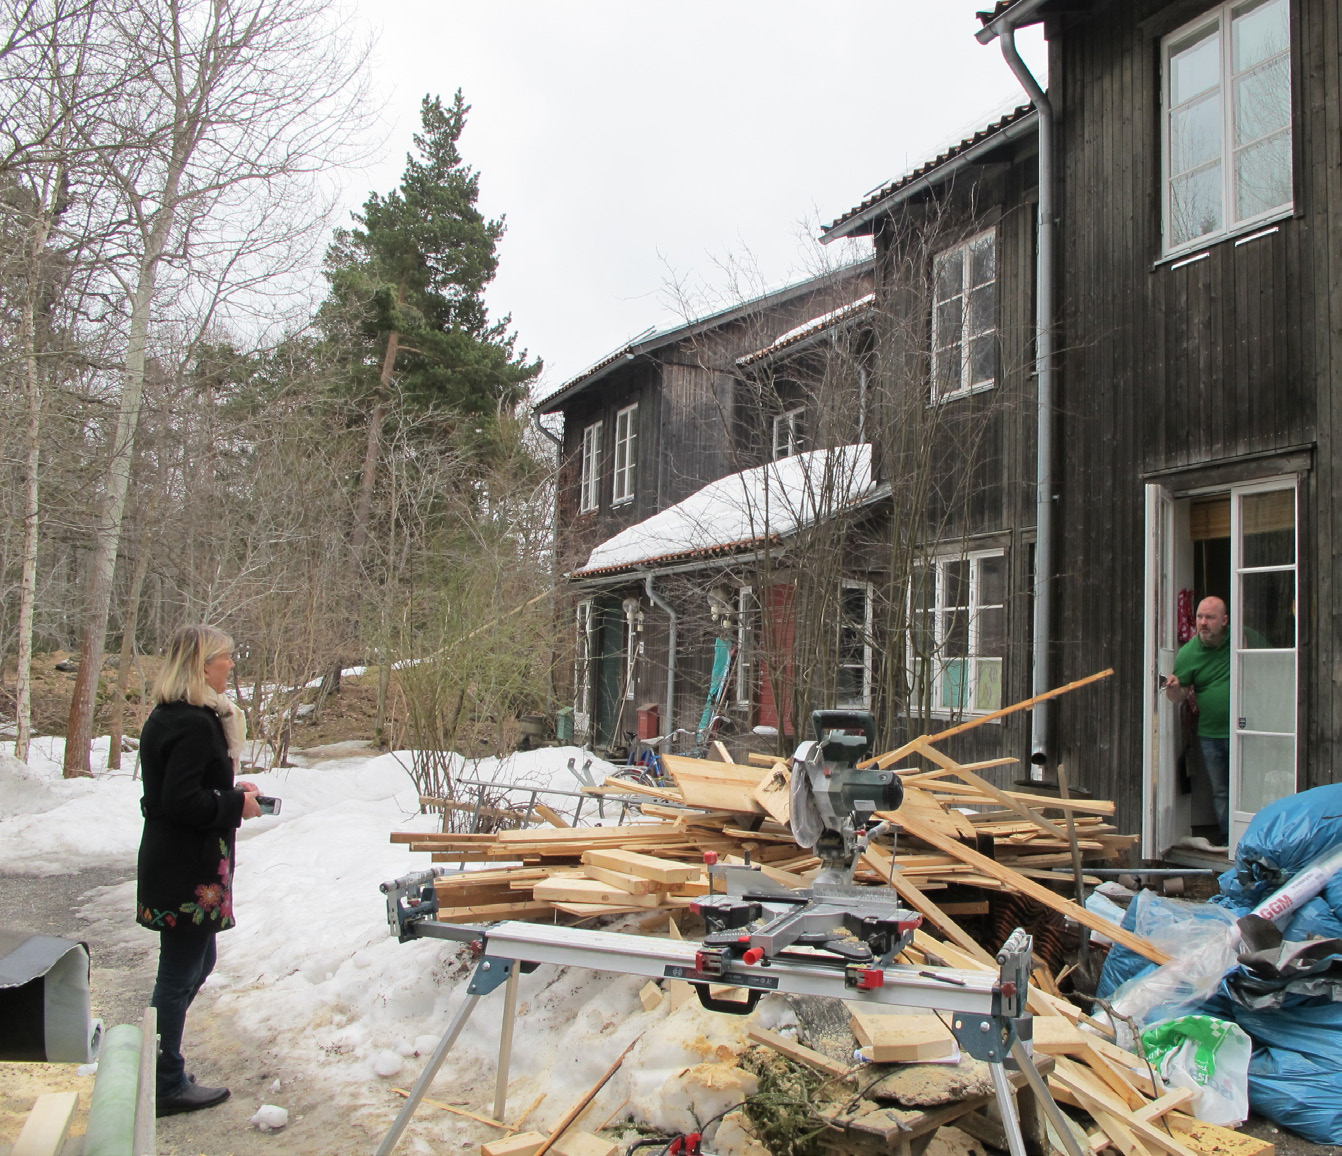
[390,672,1158,964]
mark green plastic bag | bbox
[1141,1014,1250,1126]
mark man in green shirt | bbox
[1165,596,1231,845]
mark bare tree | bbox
[60,0,369,775]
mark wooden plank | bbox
[12,1092,79,1156]
[581,864,664,894]
[889,810,1170,965]
[551,902,654,917]
[1052,1058,1197,1156]
[581,849,701,885]
[862,669,1115,769]
[483,1131,546,1156]
[751,762,792,826]
[706,741,732,763]
[849,1011,956,1062]
[534,878,665,907]
[439,900,557,920]
[533,803,571,828]
[912,739,1074,844]
[1166,1118,1274,1156]
[896,782,978,841]
[746,1026,850,1078]
[862,843,996,966]
[533,1035,643,1156]
[549,1133,618,1156]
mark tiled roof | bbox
[822,105,1035,241]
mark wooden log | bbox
[889,811,1170,965]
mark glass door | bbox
[1229,483,1298,847]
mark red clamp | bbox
[668,1133,702,1156]
[846,965,885,990]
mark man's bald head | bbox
[1196,597,1229,647]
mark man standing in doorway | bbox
[1165,596,1231,846]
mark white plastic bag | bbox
[1141,1015,1250,1126]
[1109,893,1240,1029]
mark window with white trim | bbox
[735,587,758,708]
[909,551,1005,715]
[574,600,594,738]
[836,580,874,709]
[613,404,637,505]
[772,407,804,459]
[579,421,602,513]
[931,230,996,401]
[1163,0,1292,254]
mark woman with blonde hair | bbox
[136,624,262,1116]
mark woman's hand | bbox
[241,791,263,820]
[237,780,259,794]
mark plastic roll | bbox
[84,1023,143,1156]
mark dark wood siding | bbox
[1050,0,1342,830]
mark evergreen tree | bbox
[322,91,540,559]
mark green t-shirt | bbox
[1173,635,1232,738]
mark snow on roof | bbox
[735,293,875,368]
[575,444,875,576]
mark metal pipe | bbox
[645,573,677,739]
[993,19,1056,773]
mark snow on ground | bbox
[0,737,791,1151]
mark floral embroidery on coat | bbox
[177,837,236,928]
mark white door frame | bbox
[1142,484,1182,859]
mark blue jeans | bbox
[1199,737,1230,843]
[152,928,217,1096]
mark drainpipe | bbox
[982,7,1055,773]
[644,573,676,740]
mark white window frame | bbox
[574,600,594,738]
[734,586,758,708]
[772,407,804,459]
[836,580,874,710]
[908,549,1006,716]
[579,421,602,513]
[613,404,637,506]
[1161,0,1293,257]
[931,229,997,402]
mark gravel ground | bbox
[0,868,388,1155]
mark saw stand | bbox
[374,869,1086,1156]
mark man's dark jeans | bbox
[1199,736,1231,844]
[152,926,217,1096]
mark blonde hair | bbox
[152,624,234,706]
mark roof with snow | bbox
[821,105,1037,243]
[534,260,874,415]
[573,444,877,578]
[735,294,875,370]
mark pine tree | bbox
[323,91,540,560]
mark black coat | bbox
[136,701,246,934]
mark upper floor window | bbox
[772,407,804,459]
[579,421,602,513]
[932,230,996,402]
[909,550,1005,715]
[1163,0,1292,255]
[613,404,637,505]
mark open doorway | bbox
[1143,480,1299,860]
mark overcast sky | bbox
[342,2,1047,397]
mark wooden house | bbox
[535,265,877,752]
[949,0,1336,855]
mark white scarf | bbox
[203,688,248,774]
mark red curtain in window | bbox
[756,585,796,736]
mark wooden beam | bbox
[860,843,995,966]
[862,668,1115,769]
[746,1026,850,1078]
[888,811,1171,965]
[911,739,1074,843]
[12,1092,79,1156]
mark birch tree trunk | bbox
[14,295,43,764]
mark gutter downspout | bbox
[992,14,1056,774]
[644,573,676,740]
